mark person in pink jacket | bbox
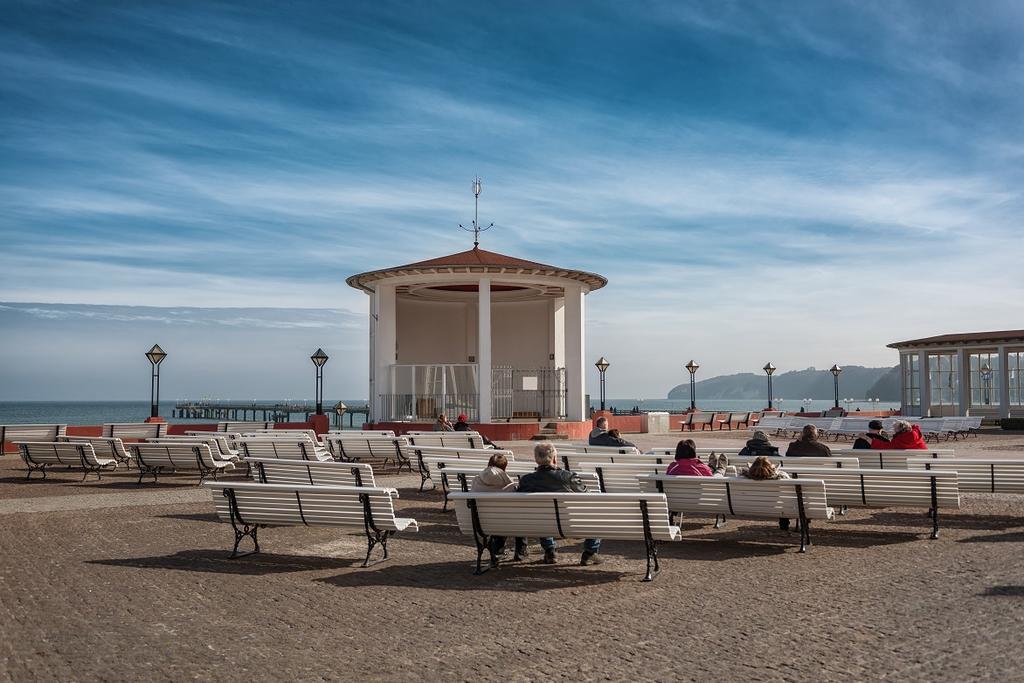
[867,420,927,450]
[665,440,724,476]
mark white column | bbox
[998,345,1011,419]
[919,350,930,417]
[564,284,585,421]
[367,291,377,422]
[957,348,971,416]
[478,278,492,422]
[374,284,397,422]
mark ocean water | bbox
[0,398,898,427]
[0,401,370,429]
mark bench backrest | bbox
[691,413,714,426]
[17,441,109,468]
[1,424,67,448]
[406,433,486,449]
[329,430,396,438]
[564,444,641,455]
[838,449,951,469]
[584,462,669,493]
[218,421,274,432]
[205,482,408,531]
[60,436,132,462]
[248,457,379,489]
[448,491,680,542]
[560,452,669,471]
[326,436,408,463]
[130,442,220,469]
[786,467,960,508]
[148,436,236,460]
[238,438,329,462]
[438,465,600,493]
[641,475,833,520]
[907,458,1024,493]
[102,423,169,439]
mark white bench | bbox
[60,436,134,467]
[836,449,952,470]
[448,491,680,581]
[16,441,118,480]
[329,430,396,438]
[640,475,833,552]
[565,444,641,455]
[324,435,410,473]
[403,445,515,491]
[149,436,240,465]
[907,458,1024,494]
[582,462,669,493]
[204,481,418,564]
[407,433,488,449]
[102,423,169,439]
[237,438,332,462]
[437,463,600,510]
[129,442,235,484]
[559,451,669,471]
[419,451,516,509]
[786,467,960,538]
[218,421,275,432]
[1,425,67,454]
[240,429,325,447]
[247,457,381,489]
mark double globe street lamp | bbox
[145,344,167,419]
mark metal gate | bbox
[492,366,566,420]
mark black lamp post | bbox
[763,362,776,410]
[311,348,329,415]
[595,357,610,411]
[145,344,167,419]
[685,360,699,411]
[830,364,842,410]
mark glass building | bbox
[888,330,1024,418]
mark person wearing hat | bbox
[738,430,779,457]
[453,414,471,431]
[853,420,889,449]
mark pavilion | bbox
[888,330,1024,419]
[347,246,607,436]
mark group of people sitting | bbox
[469,418,929,567]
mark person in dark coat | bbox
[739,430,779,456]
[853,420,889,449]
[786,424,833,457]
[589,428,636,449]
[517,442,602,566]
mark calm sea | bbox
[0,398,898,427]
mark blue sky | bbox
[1,1,1022,399]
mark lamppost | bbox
[981,364,992,406]
[830,364,842,410]
[335,401,347,429]
[595,357,610,411]
[310,348,329,415]
[685,360,699,411]
[145,344,167,419]
[763,362,776,410]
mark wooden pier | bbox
[172,400,369,428]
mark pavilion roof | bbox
[887,330,1024,349]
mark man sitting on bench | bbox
[588,417,636,448]
[517,442,603,566]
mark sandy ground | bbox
[2,429,1024,681]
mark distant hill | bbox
[667,365,900,401]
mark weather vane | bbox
[460,176,493,247]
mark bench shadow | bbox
[88,549,361,575]
[316,560,624,591]
[157,512,222,524]
[840,510,1024,532]
[982,586,1024,597]
[958,530,1024,544]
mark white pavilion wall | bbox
[395,299,470,363]
[492,300,551,368]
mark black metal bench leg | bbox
[229,524,260,558]
[643,539,660,582]
[362,532,379,568]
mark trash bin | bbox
[642,411,670,433]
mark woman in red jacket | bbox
[868,420,927,450]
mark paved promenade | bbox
[2,430,1023,681]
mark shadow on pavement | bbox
[317,560,625,591]
[958,530,1024,544]
[158,512,222,524]
[982,586,1024,597]
[88,549,361,575]
[838,510,1024,532]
